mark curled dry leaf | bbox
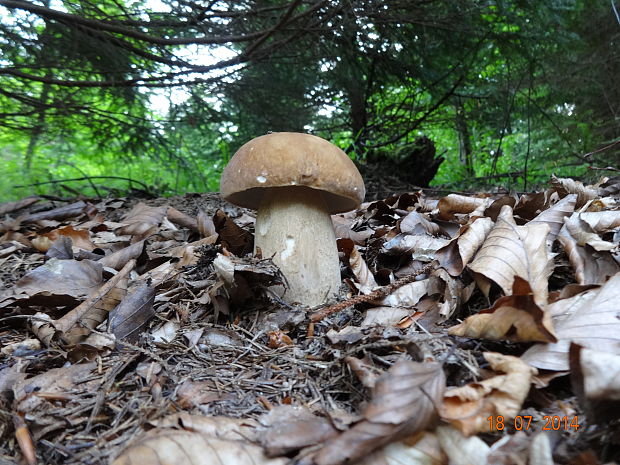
[314,361,445,465]
[448,277,557,343]
[521,273,620,371]
[557,227,619,285]
[578,210,620,232]
[570,344,620,423]
[436,217,494,277]
[468,205,553,306]
[213,209,254,256]
[564,213,617,252]
[42,225,95,251]
[440,352,537,436]
[197,209,216,237]
[437,194,491,220]
[398,211,441,236]
[339,238,378,294]
[166,206,198,232]
[551,175,598,208]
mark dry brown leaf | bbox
[112,430,286,465]
[259,405,338,456]
[436,217,494,276]
[521,273,620,371]
[339,238,378,294]
[0,196,39,216]
[166,206,198,232]
[154,413,259,441]
[448,277,556,343]
[529,193,577,245]
[435,426,489,465]
[557,227,619,285]
[42,225,95,251]
[575,210,620,233]
[437,194,491,220]
[13,362,99,414]
[357,432,447,465]
[214,209,254,256]
[440,352,537,435]
[109,282,155,342]
[346,355,384,389]
[373,276,443,308]
[570,344,620,423]
[332,214,372,244]
[99,240,146,270]
[399,211,441,236]
[362,306,412,327]
[0,258,103,308]
[315,361,445,465]
[551,175,598,208]
[22,200,88,224]
[382,234,449,261]
[434,268,474,320]
[564,214,616,252]
[118,202,168,237]
[197,209,217,237]
[468,205,553,306]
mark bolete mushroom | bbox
[220,132,365,306]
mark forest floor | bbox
[1,176,619,465]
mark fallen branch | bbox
[310,263,434,322]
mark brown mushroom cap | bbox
[220,132,365,213]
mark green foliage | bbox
[0,0,618,202]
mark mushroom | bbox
[220,132,365,306]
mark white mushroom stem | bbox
[255,186,341,306]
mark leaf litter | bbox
[0,179,619,465]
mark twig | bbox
[310,263,434,322]
[15,176,151,191]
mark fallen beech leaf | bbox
[214,209,254,256]
[437,194,491,220]
[45,235,73,259]
[521,273,620,370]
[118,202,167,238]
[529,193,577,245]
[362,306,412,327]
[332,214,372,244]
[570,344,620,423]
[436,217,494,276]
[357,431,447,465]
[197,209,217,237]
[259,405,339,456]
[448,277,556,343]
[112,430,286,465]
[339,238,378,294]
[99,240,146,270]
[13,362,99,414]
[22,200,88,223]
[167,206,198,232]
[551,175,598,208]
[0,196,39,216]
[43,225,95,251]
[440,352,537,435]
[109,282,155,342]
[151,320,179,343]
[373,276,443,308]
[559,237,619,285]
[315,361,445,465]
[578,210,620,232]
[0,258,103,308]
[435,426,488,465]
[382,234,449,261]
[398,211,441,236]
[468,205,553,306]
[564,213,616,252]
[346,355,384,389]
